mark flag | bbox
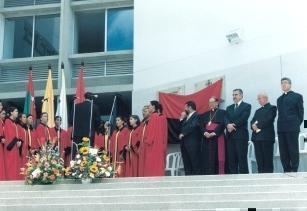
[159,79,223,143]
[42,68,55,128]
[23,69,36,120]
[75,64,85,104]
[56,65,68,130]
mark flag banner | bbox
[159,79,223,143]
[56,67,68,130]
[75,65,85,104]
[23,69,36,120]
[42,69,55,128]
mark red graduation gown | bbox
[94,132,110,151]
[110,127,129,177]
[143,113,168,177]
[125,126,142,177]
[138,122,148,177]
[27,128,39,150]
[50,127,71,167]
[35,123,55,147]
[4,118,22,180]
[0,119,6,180]
[17,124,28,167]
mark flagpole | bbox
[107,95,117,161]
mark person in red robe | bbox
[0,109,6,180]
[143,101,168,177]
[125,115,141,177]
[138,106,150,177]
[4,107,22,180]
[17,113,29,167]
[26,114,39,151]
[94,121,106,150]
[110,116,130,177]
[35,112,55,147]
[50,116,71,167]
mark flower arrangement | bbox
[21,142,65,185]
[64,137,114,180]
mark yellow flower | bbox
[82,137,90,143]
[90,165,98,173]
[103,155,110,162]
[79,147,89,155]
[80,161,87,167]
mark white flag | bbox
[56,68,68,130]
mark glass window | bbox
[107,7,133,51]
[3,16,33,59]
[34,14,60,57]
[76,11,105,54]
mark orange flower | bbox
[48,174,56,181]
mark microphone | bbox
[88,94,98,99]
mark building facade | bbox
[0,0,133,116]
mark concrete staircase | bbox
[1,173,307,210]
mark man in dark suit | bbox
[251,92,277,173]
[277,77,304,172]
[179,101,202,175]
[226,89,251,174]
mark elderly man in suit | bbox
[251,92,277,173]
[179,101,202,175]
[226,89,251,174]
[277,77,304,172]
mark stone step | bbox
[1,199,307,211]
[1,191,307,205]
[1,172,305,185]
[1,184,307,198]
[0,177,306,191]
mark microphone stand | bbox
[71,99,77,161]
[88,98,94,146]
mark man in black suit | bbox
[179,101,202,175]
[226,89,251,174]
[277,77,304,172]
[251,92,277,173]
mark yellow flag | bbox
[42,69,54,128]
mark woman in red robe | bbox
[143,101,168,177]
[0,109,6,180]
[94,121,106,150]
[4,107,22,180]
[26,114,39,151]
[17,113,29,167]
[35,112,55,147]
[50,116,71,167]
[125,115,141,177]
[138,106,150,177]
[110,116,130,177]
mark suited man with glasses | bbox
[225,89,251,174]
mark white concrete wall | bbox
[133,0,307,132]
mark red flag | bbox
[159,79,223,119]
[75,65,85,104]
[23,69,36,120]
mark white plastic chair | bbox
[247,141,257,174]
[165,152,180,176]
[176,152,184,175]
